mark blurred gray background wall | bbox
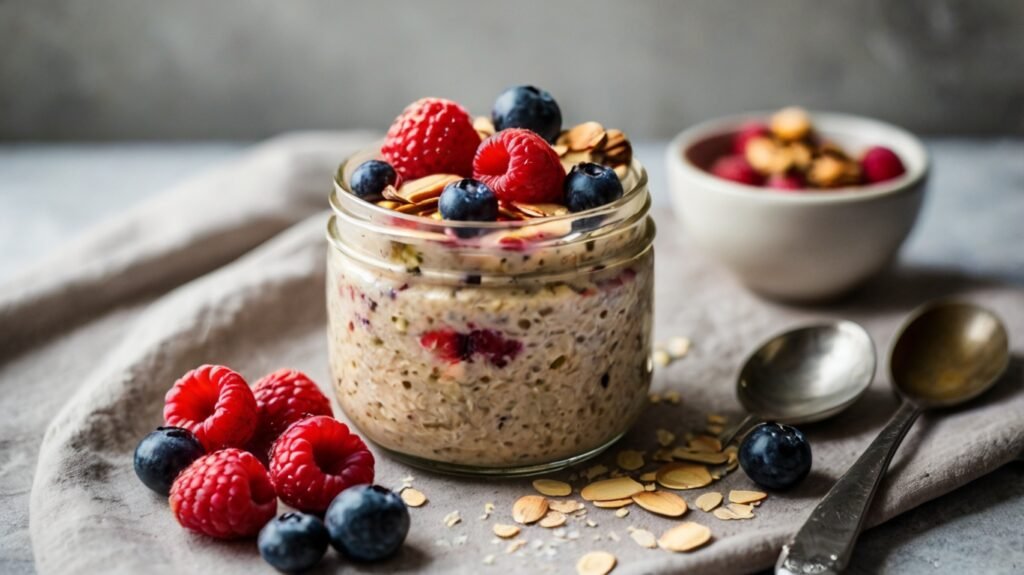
[1,0,1022,141]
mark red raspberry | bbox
[860,146,906,184]
[169,448,277,539]
[710,155,764,187]
[473,128,565,204]
[381,98,479,180]
[248,369,333,460]
[164,365,258,451]
[269,416,375,513]
[733,122,770,154]
[420,328,522,368]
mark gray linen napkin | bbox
[3,133,1022,575]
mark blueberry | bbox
[258,512,330,573]
[351,160,397,200]
[133,426,204,495]
[439,179,498,222]
[739,422,812,490]
[491,85,562,143]
[325,485,410,562]
[564,162,624,213]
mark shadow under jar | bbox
[326,149,656,477]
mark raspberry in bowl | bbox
[327,86,655,476]
[667,108,928,301]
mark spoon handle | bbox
[776,401,921,575]
[719,413,756,446]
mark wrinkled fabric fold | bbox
[2,133,1021,575]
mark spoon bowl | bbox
[738,321,876,424]
[890,301,1010,407]
[778,301,1010,575]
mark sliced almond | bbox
[658,522,712,553]
[672,448,729,465]
[376,200,403,210]
[695,492,723,512]
[632,490,688,517]
[707,414,727,425]
[726,503,755,519]
[593,498,633,509]
[652,447,675,463]
[666,337,691,358]
[729,490,768,504]
[493,523,521,538]
[400,487,427,507]
[552,143,569,156]
[616,450,645,471]
[549,499,585,514]
[564,121,607,151]
[688,435,722,453]
[497,205,528,220]
[512,495,549,524]
[629,528,657,549]
[539,511,568,528]
[506,539,527,554]
[656,429,676,447]
[381,184,405,203]
[581,477,644,501]
[713,507,738,521]
[656,463,713,490]
[397,174,461,203]
[560,150,593,173]
[474,116,495,138]
[615,507,631,518]
[532,479,572,497]
[394,197,439,214]
[585,464,609,481]
[613,164,628,180]
[576,551,616,575]
[443,510,461,527]
[639,471,658,482]
[512,202,569,218]
[644,483,656,492]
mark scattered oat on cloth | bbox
[1,132,1022,575]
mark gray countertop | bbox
[1,140,1022,574]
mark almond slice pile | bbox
[374,173,461,217]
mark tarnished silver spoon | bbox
[720,320,877,446]
[777,301,1010,575]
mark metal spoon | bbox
[777,301,1010,575]
[720,321,876,445]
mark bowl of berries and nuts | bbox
[667,107,928,302]
[328,86,655,476]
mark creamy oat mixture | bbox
[326,224,653,468]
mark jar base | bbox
[368,433,626,478]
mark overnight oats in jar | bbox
[326,87,655,475]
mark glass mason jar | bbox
[326,148,655,476]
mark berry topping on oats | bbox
[564,162,624,212]
[438,179,499,222]
[381,98,479,180]
[473,128,565,204]
[491,85,563,143]
[343,90,633,222]
[350,160,398,200]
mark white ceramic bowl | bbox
[666,112,929,302]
